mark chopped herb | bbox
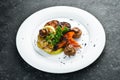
[45,26,69,46]
[62,27,69,34]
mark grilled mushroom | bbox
[71,27,82,38]
[44,20,59,29]
[39,29,48,37]
[64,44,76,56]
[60,22,71,29]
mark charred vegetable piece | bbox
[63,31,75,39]
[63,31,81,48]
[71,27,82,38]
[53,38,67,50]
[68,38,81,48]
[64,44,76,56]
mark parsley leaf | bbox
[45,26,69,46]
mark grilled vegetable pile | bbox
[37,20,82,56]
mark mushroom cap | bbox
[71,27,82,38]
[44,20,59,29]
[60,22,71,29]
[64,44,76,56]
[39,29,48,37]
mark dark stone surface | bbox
[0,0,120,80]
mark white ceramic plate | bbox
[16,6,106,73]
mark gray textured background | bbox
[0,0,120,80]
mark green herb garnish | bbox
[62,27,69,34]
[45,26,69,46]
